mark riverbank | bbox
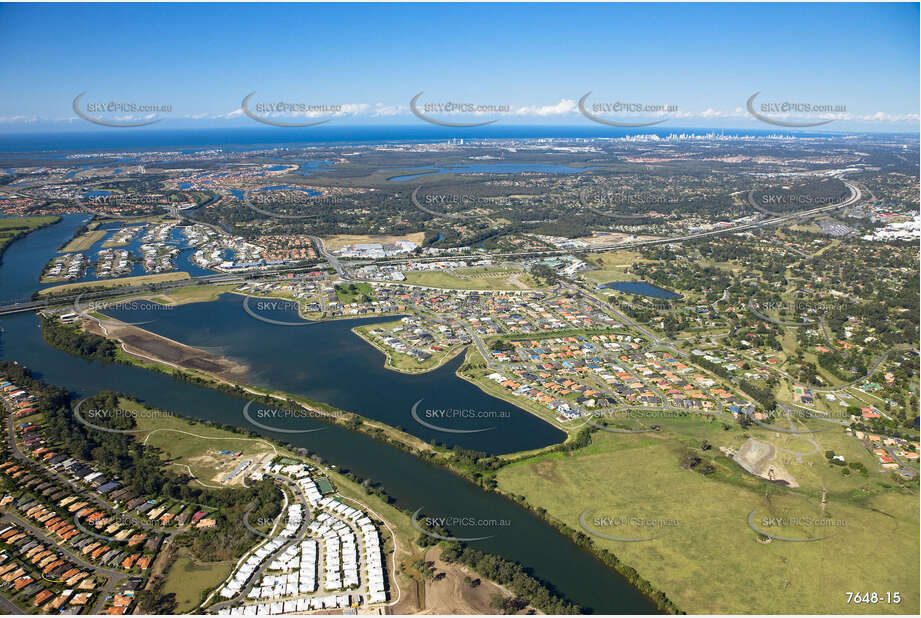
[3,213,656,613]
[59,228,106,253]
[495,415,919,614]
[72,312,453,462]
[352,321,469,375]
[76,305,581,466]
[70,300,916,614]
[86,317,251,382]
[0,215,60,264]
[121,398,421,614]
[13,366,578,615]
[455,346,582,443]
[45,310,680,613]
[37,271,191,295]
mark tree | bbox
[529,264,557,286]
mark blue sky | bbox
[0,2,918,132]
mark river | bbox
[0,215,656,614]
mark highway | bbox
[351,177,863,268]
[0,273,244,315]
[308,235,348,279]
[0,176,860,317]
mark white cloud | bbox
[212,108,244,119]
[371,104,404,116]
[858,111,920,122]
[335,103,370,116]
[112,113,157,122]
[514,99,577,116]
[0,115,40,124]
[0,102,916,127]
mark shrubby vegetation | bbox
[42,315,118,361]
[1,362,283,563]
[440,543,581,614]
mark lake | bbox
[600,281,680,299]
[101,295,565,455]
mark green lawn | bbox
[496,414,919,614]
[335,282,375,304]
[162,554,234,613]
[583,250,644,284]
[0,215,59,231]
[154,283,235,305]
[125,398,277,485]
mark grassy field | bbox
[85,283,235,315]
[322,232,426,251]
[37,271,190,296]
[161,553,234,613]
[0,215,60,233]
[119,396,426,614]
[147,283,236,306]
[122,398,277,485]
[453,266,516,276]
[335,281,375,304]
[404,270,544,290]
[583,250,644,285]
[0,215,59,255]
[495,414,919,614]
[59,229,107,253]
[787,223,824,234]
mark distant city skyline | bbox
[0,2,918,133]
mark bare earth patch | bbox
[322,232,426,251]
[532,460,562,483]
[86,319,250,382]
[732,438,799,487]
[419,547,537,615]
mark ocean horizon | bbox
[0,124,897,156]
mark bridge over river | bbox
[0,272,244,315]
